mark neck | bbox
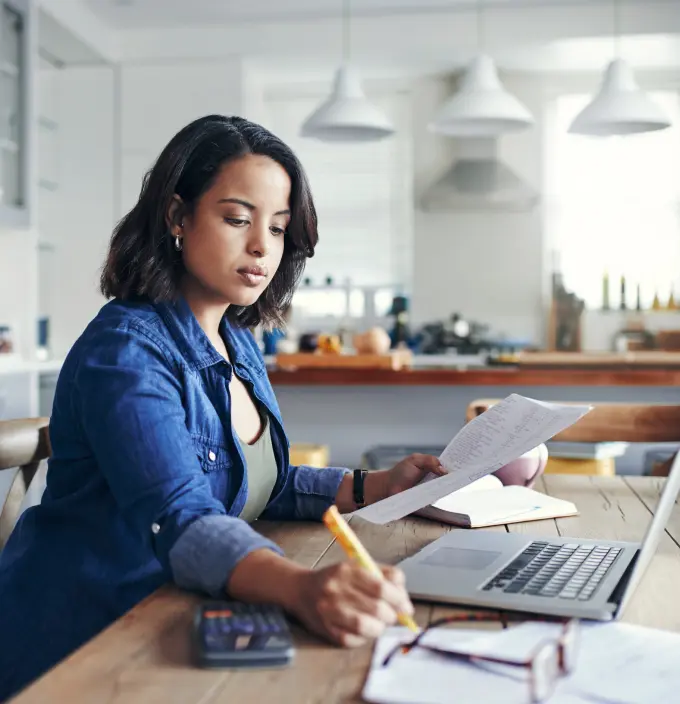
[180,278,229,341]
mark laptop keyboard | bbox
[482,541,622,601]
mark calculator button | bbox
[234,617,255,634]
[253,614,269,633]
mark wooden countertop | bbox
[267,366,680,386]
[12,476,680,704]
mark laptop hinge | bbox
[608,550,639,613]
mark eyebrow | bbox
[218,197,290,216]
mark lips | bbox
[237,265,268,287]
[239,266,267,277]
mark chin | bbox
[225,287,264,308]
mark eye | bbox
[225,217,249,227]
[270,226,286,237]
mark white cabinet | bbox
[38,369,56,416]
[0,0,35,227]
[0,371,33,419]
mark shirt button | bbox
[151,523,160,534]
[208,451,216,462]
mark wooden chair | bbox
[466,400,680,476]
[0,418,51,546]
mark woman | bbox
[0,115,444,699]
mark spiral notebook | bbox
[414,475,578,528]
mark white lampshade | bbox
[568,59,671,136]
[429,54,535,137]
[300,66,394,142]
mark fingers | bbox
[316,563,414,648]
[326,601,390,641]
[349,564,414,616]
[326,624,368,648]
[407,453,447,475]
[345,585,399,627]
[380,564,406,587]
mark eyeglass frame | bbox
[381,612,580,704]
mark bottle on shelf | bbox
[667,286,677,311]
[635,283,642,311]
[619,275,627,310]
[601,271,610,311]
[652,290,663,311]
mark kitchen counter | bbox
[268,365,680,387]
[0,356,64,376]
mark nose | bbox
[247,221,269,259]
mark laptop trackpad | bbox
[422,547,502,570]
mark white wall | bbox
[0,229,38,360]
[38,65,115,357]
[119,59,244,217]
[409,74,546,344]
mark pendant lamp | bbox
[429,1,534,137]
[568,1,671,136]
[300,0,394,142]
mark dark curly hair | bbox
[100,114,317,328]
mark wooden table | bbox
[12,476,680,703]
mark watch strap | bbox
[353,469,368,507]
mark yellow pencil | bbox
[322,505,420,633]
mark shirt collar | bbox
[155,297,227,371]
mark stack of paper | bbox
[363,622,680,704]
[355,394,592,525]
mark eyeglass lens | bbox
[560,620,579,673]
[531,641,560,703]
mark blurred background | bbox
[1,0,680,472]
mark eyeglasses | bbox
[382,613,580,703]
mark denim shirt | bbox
[0,297,348,700]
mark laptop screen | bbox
[616,452,680,617]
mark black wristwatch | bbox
[353,469,368,507]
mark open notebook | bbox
[414,474,578,528]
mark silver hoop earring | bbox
[174,236,183,252]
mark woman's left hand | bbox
[381,453,448,498]
[337,454,448,512]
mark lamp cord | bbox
[477,0,485,52]
[613,0,621,58]
[342,0,351,65]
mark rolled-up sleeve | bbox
[75,321,282,597]
[262,464,350,521]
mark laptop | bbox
[398,453,680,621]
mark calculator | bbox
[193,601,295,669]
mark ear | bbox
[166,195,186,237]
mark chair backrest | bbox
[0,418,51,545]
[466,399,680,443]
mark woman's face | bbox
[175,153,291,308]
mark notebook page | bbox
[428,486,577,526]
[354,394,591,525]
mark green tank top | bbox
[236,416,278,523]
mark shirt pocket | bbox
[191,435,232,474]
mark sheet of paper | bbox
[362,627,597,704]
[354,394,592,524]
[458,621,680,704]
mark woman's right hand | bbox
[287,562,415,647]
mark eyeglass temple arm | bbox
[419,644,534,669]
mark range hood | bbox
[420,138,539,212]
